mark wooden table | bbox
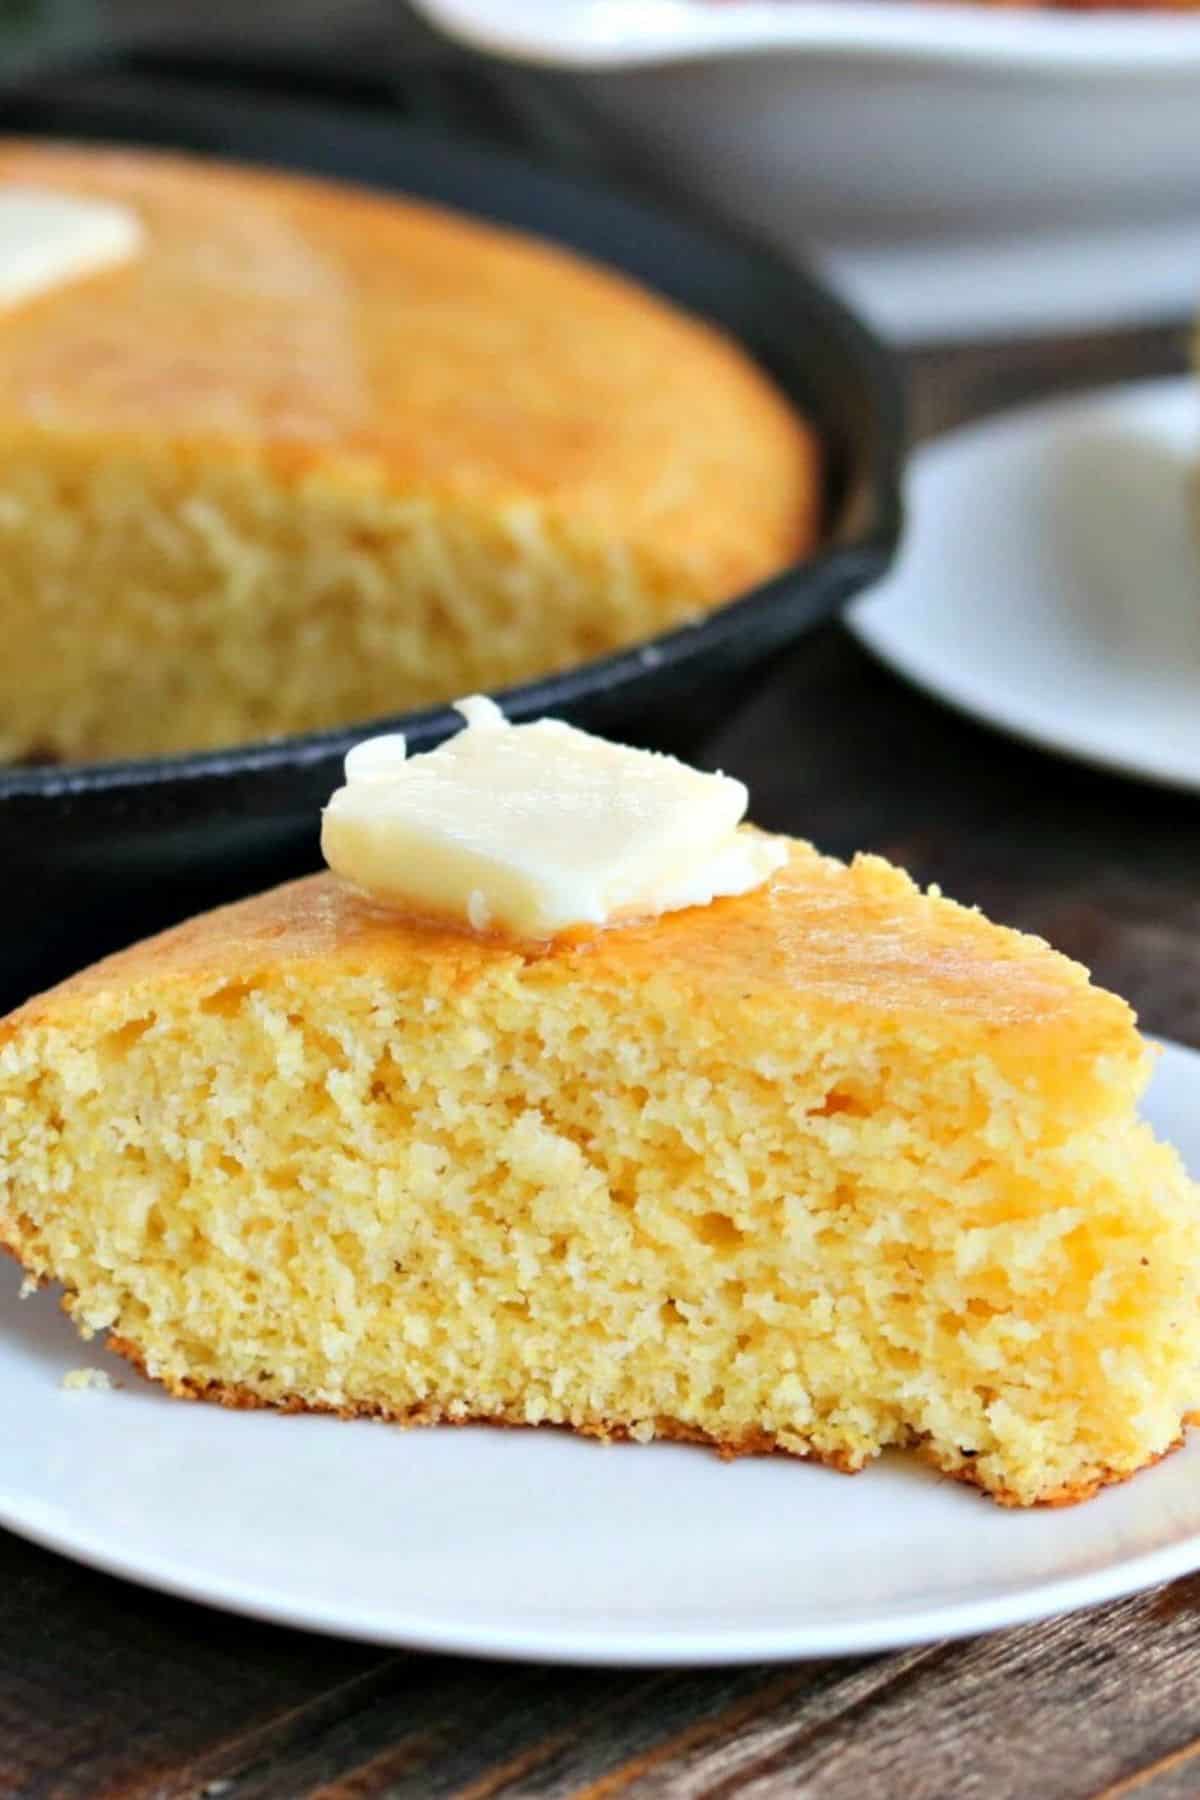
[3,115,1199,1791]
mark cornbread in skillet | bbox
[0,141,818,763]
[2,849,1197,1506]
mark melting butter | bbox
[0,186,143,312]
[321,696,786,939]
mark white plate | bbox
[414,0,1200,344]
[3,1037,1200,1665]
[414,0,1200,73]
[852,376,1200,790]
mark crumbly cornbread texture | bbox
[2,846,1197,1505]
[0,141,818,763]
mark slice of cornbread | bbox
[0,141,818,764]
[2,848,1197,1505]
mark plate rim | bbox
[6,1499,1200,1666]
[849,372,1200,796]
[411,0,1200,76]
[2,1036,1198,1667]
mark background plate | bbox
[413,0,1200,345]
[3,1038,1199,1667]
[852,376,1200,791]
[412,0,1200,73]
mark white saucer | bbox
[2,1037,1199,1666]
[852,376,1200,786]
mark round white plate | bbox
[852,376,1200,788]
[3,1039,1200,1665]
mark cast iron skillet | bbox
[0,51,904,1009]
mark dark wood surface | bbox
[3,82,1199,1794]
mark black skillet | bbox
[0,49,904,1009]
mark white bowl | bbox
[413,0,1200,342]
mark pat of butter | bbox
[0,187,143,312]
[321,696,787,939]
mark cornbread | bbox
[3,849,1197,1505]
[61,1367,114,1393]
[0,141,818,764]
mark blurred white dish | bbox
[2,1040,1200,1663]
[414,0,1200,343]
[413,0,1200,68]
[820,217,1200,346]
[852,375,1200,789]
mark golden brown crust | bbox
[4,855,1139,1077]
[103,1332,1177,1508]
[934,1440,1182,1509]
[0,139,818,596]
[101,1331,864,1480]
